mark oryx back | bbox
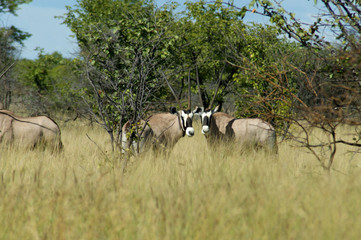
[0,110,63,152]
[147,113,183,149]
[227,118,277,152]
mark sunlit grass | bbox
[1,121,361,239]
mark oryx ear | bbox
[213,105,220,113]
[192,106,203,115]
[170,107,177,115]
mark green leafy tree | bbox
[169,0,245,108]
[63,0,178,150]
[0,0,32,108]
[222,0,361,170]
[168,1,297,126]
[15,49,84,114]
[0,0,32,14]
[229,23,299,124]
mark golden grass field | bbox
[1,120,361,239]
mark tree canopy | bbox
[0,0,32,108]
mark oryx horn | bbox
[164,75,183,110]
[0,62,15,80]
[188,69,191,110]
[195,64,205,108]
[209,61,225,109]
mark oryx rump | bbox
[0,110,63,151]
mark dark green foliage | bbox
[0,0,32,15]
[230,24,299,123]
[59,0,301,145]
[0,0,32,108]
[63,0,180,148]
[15,50,84,113]
[170,0,246,108]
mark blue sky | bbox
[2,0,78,59]
[1,0,321,59]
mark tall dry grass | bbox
[1,121,361,239]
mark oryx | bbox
[195,78,277,153]
[121,74,198,155]
[0,110,63,152]
[121,107,198,155]
[197,105,277,152]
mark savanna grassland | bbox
[1,120,361,240]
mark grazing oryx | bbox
[0,110,63,152]
[195,77,277,153]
